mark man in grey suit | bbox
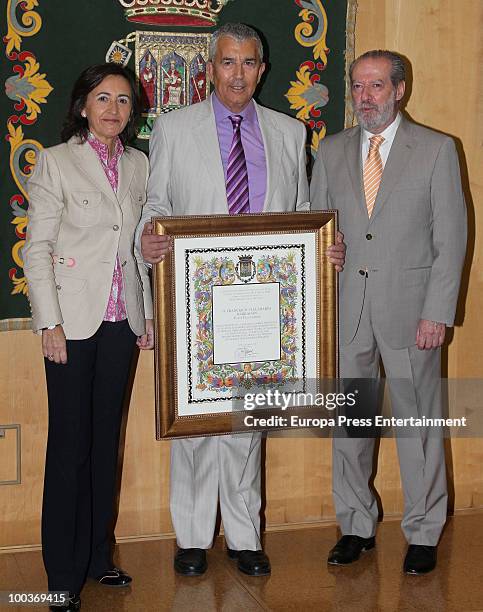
[138,22,345,577]
[311,50,466,575]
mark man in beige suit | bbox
[311,50,466,575]
[138,23,344,577]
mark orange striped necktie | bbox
[363,135,385,217]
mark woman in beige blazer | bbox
[23,64,153,612]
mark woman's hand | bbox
[137,319,155,350]
[42,325,67,364]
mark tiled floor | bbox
[1,511,483,611]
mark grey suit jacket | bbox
[137,95,309,238]
[310,116,467,348]
[23,137,153,339]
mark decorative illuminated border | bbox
[285,0,357,157]
[2,0,52,331]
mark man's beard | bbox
[354,91,397,133]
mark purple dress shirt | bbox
[212,93,267,213]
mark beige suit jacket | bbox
[23,137,153,339]
[134,95,309,548]
[136,95,309,236]
[311,117,467,348]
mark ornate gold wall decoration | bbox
[3,1,52,326]
[285,0,357,157]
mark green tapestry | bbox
[1,0,355,329]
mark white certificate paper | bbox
[212,283,281,365]
[174,233,318,416]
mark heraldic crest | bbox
[108,0,234,138]
[118,0,229,27]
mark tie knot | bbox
[229,115,243,129]
[369,135,384,150]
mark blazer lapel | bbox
[345,128,367,216]
[193,98,227,209]
[117,151,135,206]
[68,138,118,205]
[255,103,283,212]
[370,117,416,222]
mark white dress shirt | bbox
[361,112,402,168]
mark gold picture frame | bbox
[153,211,338,439]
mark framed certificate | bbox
[153,211,338,439]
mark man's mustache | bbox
[355,104,378,111]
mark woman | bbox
[23,64,154,612]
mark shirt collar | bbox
[362,112,401,146]
[87,132,124,166]
[212,92,257,125]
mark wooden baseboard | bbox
[3,506,482,555]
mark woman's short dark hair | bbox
[61,63,141,146]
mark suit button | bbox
[358,269,366,276]
[366,233,372,240]
[82,199,88,205]
[113,225,119,231]
[56,285,61,290]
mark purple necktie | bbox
[226,115,249,215]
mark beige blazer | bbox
[136,95,309,235]
[311,116,467,348]
[23,137,153,339]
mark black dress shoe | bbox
[49,594,81,611]
[94,567,132,587]
[174,548,207,576]
[403,545,437,575]
[227,549,271,576]
[327,535,375,565]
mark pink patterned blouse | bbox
[87,132,127,322]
